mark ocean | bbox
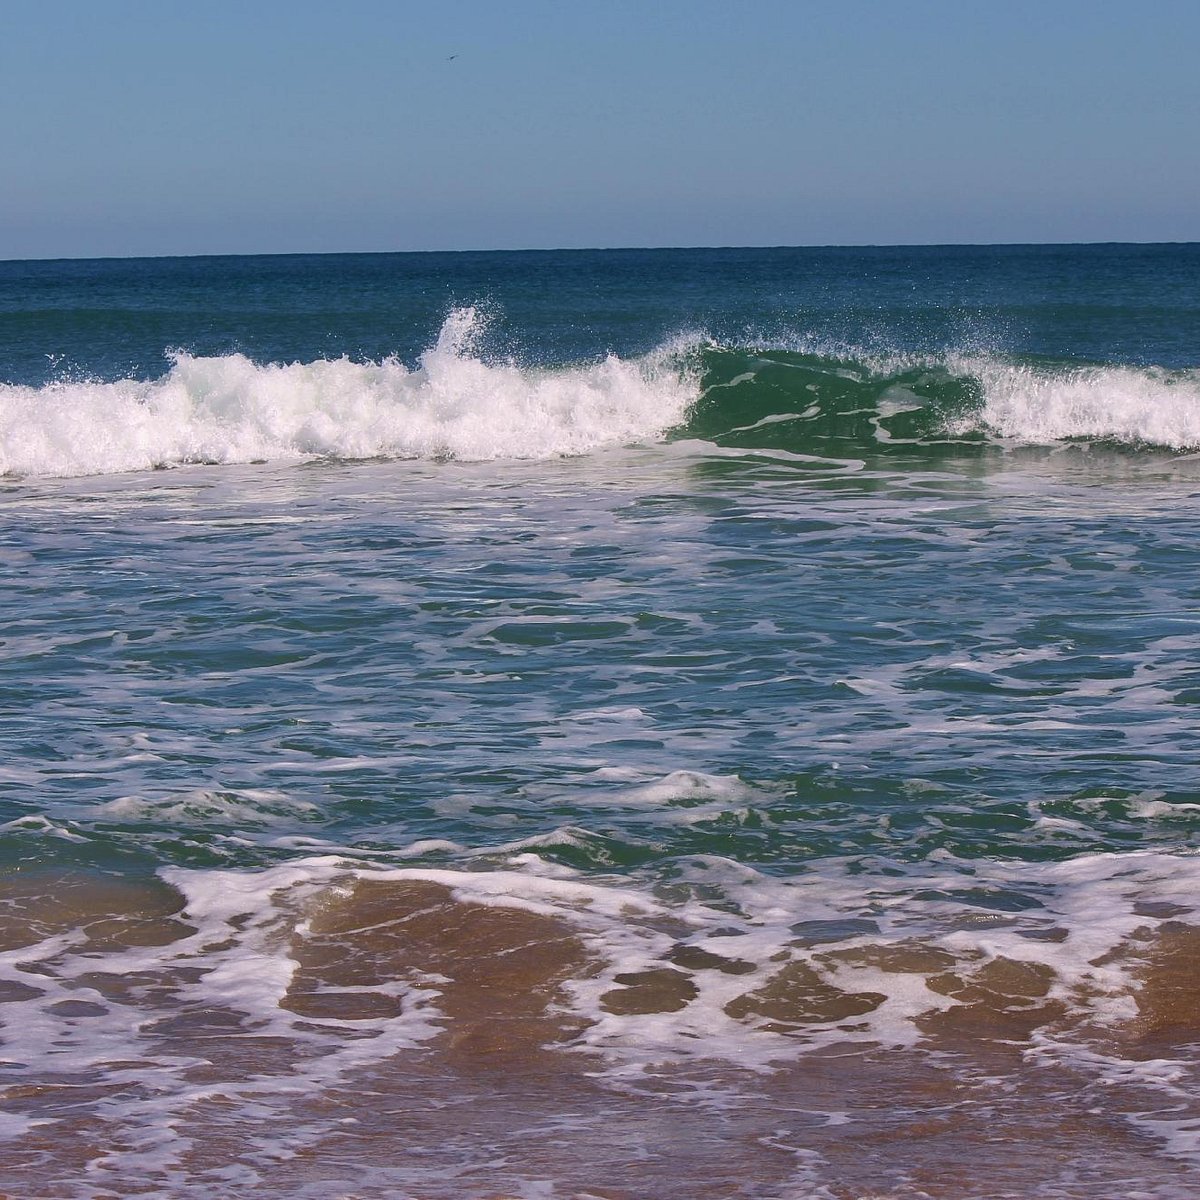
[1,244,1199,1199]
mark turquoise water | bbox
[2,246,1200,1198]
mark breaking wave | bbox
[2,311,1198,480]
[0,308,698,478]
[687,344,1200,458]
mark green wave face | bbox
[682,346,987,459]
[680,344,1200,462]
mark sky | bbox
[1,0,1198,259]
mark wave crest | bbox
[963,357,1200,448]
[5,317,1199,480]
[684,344,1200,458]
[0,308,699,479]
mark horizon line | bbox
[3,239,1198,266]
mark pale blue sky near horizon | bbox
[2,0,1197,260]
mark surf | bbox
[4,309,1199,482]
[0,308,699,479]
[685,343,1200,459]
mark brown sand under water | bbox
[0,872,1197,1198]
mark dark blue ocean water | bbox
[3,244,1198,387]
[1,246,1199,1198]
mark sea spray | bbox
[960,355,1200,447]
[0,307,699,478]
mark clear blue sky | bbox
[2,0,1197,258]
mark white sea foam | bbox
[4,847,1200,1189]
[0,308,699,479]
[98,787,321,826]
[955,356,1200,449]
[152,847,1200,1070]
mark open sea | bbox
[1,244,1199,1199]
